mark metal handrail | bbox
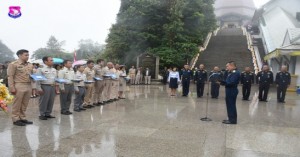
[190,27,219,69]
[243,26,260,74]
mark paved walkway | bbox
[0,84,299,157]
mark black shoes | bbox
[45,115,56,118]
[222,120,237,125]
[20,120,33,124]
[79,108,86,111]
[61,111,72,115]
[278,100,286,103]
[39,116,48,120]
[74,109,81,112]
[13,120,26,126]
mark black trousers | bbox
[242,83,251,100]
[182,79,190,96]
[196,82,205,97]
[277,85,288,101]
[259,84,270,101]
[225,88,238,123]
[211,83,220,98]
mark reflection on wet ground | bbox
[0,85,299,157]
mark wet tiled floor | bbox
[0,84,299,157]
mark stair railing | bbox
[243,26,260,74]
[190,27,219,69]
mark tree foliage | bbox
[76,39,105,60]
[32,36,73,60]
[0,40,15,63]
[104,0,216,67]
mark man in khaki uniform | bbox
[0,64,8,87]
[111,64,120,100]
[83,60,95,108]
[37,56,58,120]
[129,66,136,85]
[7,49,33,126]
[58,60,75,115]
[93,59,105,106]
[103,62,113,103]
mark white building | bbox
[251,0,300,89]
[214,0,256,27]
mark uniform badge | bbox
[233,70,236,73]
[8,6,22,19]
[286,73,288,76]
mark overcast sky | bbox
[0,0,269,57]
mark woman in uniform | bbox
[168,67,181,96]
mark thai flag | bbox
[73,50,77,62]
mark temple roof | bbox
[214,0,256,20]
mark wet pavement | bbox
[0,84,299,157]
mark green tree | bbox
[0,40,15,63]
[32,36,72,60]
[104,0,216,67]
[76,39,105,60]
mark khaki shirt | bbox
[74,71,86,91]
[111,68,119,81]
[58,67,75,90]
[7,59,33,90]
[103,66,110,80]
[36,66,57,90]
[129,68,136,75]
[94,64,105,79]
[83,67,95,81]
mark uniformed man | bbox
[209,66,223,99]
[240,67,255,101]
[194,64,207,98]
[256,65,273,102]
[7,49,33,126]
[181,65,193,96]
[73,65,87,112]
[275,65,291,103]
[93,59,105,106]
[58,60,74,115]
[129,66,136,85]
[83,60,95,108]
[37,56,58,120]
[111,64,119,100]
[220,61,240,124]
[103,62,114,103]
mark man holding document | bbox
[58,60,74,115]
[36,56,58,120]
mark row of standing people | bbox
[7,49,127,126]
[128,66,152,85]
[165,64,291,103]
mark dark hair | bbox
[42,56,51,63]
[87,60,94,65]
[63,59,71,65]
[77,64,84,69]
[96,59,104,64]
[16,49,29,56]
[227,61,236,67]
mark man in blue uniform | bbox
[194,64,207,98]
[209,66,223,99]
[181,65,193,96]
[275,65,291,103]
[220,61,240,124]
[240,67,255,101]
[256,65,273,102]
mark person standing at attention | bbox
[168,67,181,96]
[7,49,34,126]
[58,60,75,115]
[36,56,58,120]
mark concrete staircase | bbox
[195,28,254,71]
